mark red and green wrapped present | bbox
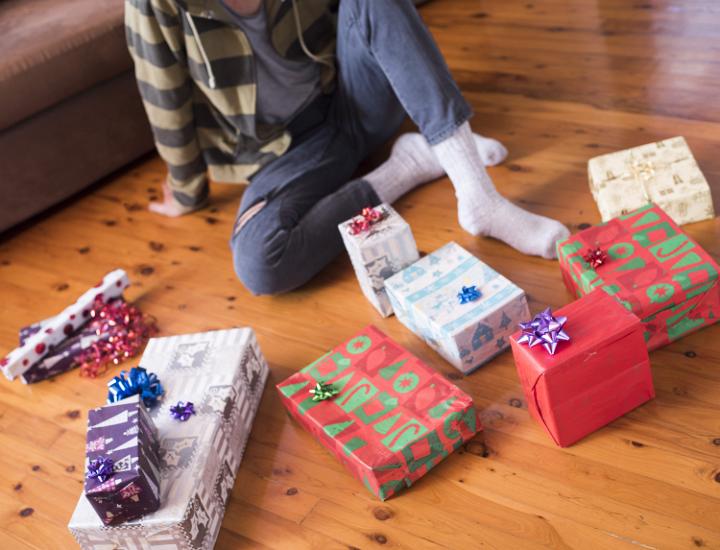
[510,290,654,447]
[276,325,481,500]
[557,204,719,350]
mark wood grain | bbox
[1,0,720,548]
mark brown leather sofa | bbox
[0,0,154,233]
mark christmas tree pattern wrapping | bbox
[17,304,118,384]
[338,204,419,317]
[84,395,162,525]
[557,204,719,350]
[277,325,481,500]
[588,136,714,226]
[510,290,654,447]
[385,242,530,374]
[69,328,268,550]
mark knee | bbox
[231,228,293,296]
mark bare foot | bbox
[149,180,206,217]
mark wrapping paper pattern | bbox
[557,204,720,350]
[69,328,269,549]
[510,290,654,447]
[385,242,529,374]
[588,136,715,226]
[1,269,129,380]
[277,325,481,500]
[17,301,129,384]
[84,395,162,525]
[339,204,419,317]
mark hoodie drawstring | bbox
[289,0,334,68]
[185,11,217,89]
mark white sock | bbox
[431,122,570,259]
[364,132,508,205]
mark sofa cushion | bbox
[0,0,132,131]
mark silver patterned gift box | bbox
[588,136,715,226]
[69,328,269,549]
[338,203,419,317]
[385,242,530,375]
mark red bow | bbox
[348,207,384,235]
[583,247,608,269]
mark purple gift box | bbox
[84,395,161,525]
[20,326,100,384]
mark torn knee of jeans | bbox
[233,199,267,237]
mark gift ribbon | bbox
[170,401,196,421]
[309,382,339,401]
[583,247,608,269]
[457,285,481,304]
[610,150,684,204]
[107,366,164,408]
[77,297,157,378]
[347,206,387,236]
[626,154,656,203]
[517,308,570,356]
[1,269,130,380]
[87,457,115,483]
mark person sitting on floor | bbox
[125,0,570,295]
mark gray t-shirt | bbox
[222,2,321,126]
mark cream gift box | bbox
[385,242,530,374]
[588,136,714,226]
[69,328,269,550]
[338,204,419,317]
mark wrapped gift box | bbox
[385,242,529,374]
[588,136,714,226]
[338,204,419,317]
[557,203,720,350]
[69,328,269,549]
[2,269,136,382]
[17,301,124,384]
[510,290,654,447]
[84,395,162,525]
[277,325,481,500]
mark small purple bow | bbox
[517,308,570,355]
[87,457,114,483]
[170,401,195,421]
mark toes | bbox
[473,135,508,166]
[543,224,571,259]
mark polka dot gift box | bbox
[1,269,129,380]
[557,203,720,351]
[277,325,481,501]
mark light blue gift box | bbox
[385,242,530,374]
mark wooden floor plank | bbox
[2,0,720,548]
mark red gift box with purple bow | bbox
[510,290,655,447]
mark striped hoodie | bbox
[125,0,338,206]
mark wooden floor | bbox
[2,1,720,548]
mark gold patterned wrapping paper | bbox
[588,136,715,226]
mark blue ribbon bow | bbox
[107,366,164,408]
[457,285,481,304]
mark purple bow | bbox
[517,308,570,355]
[87,457,114,483]
[170,401,195,421]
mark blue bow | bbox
[107,366,164,408]
[457,285,481,304]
